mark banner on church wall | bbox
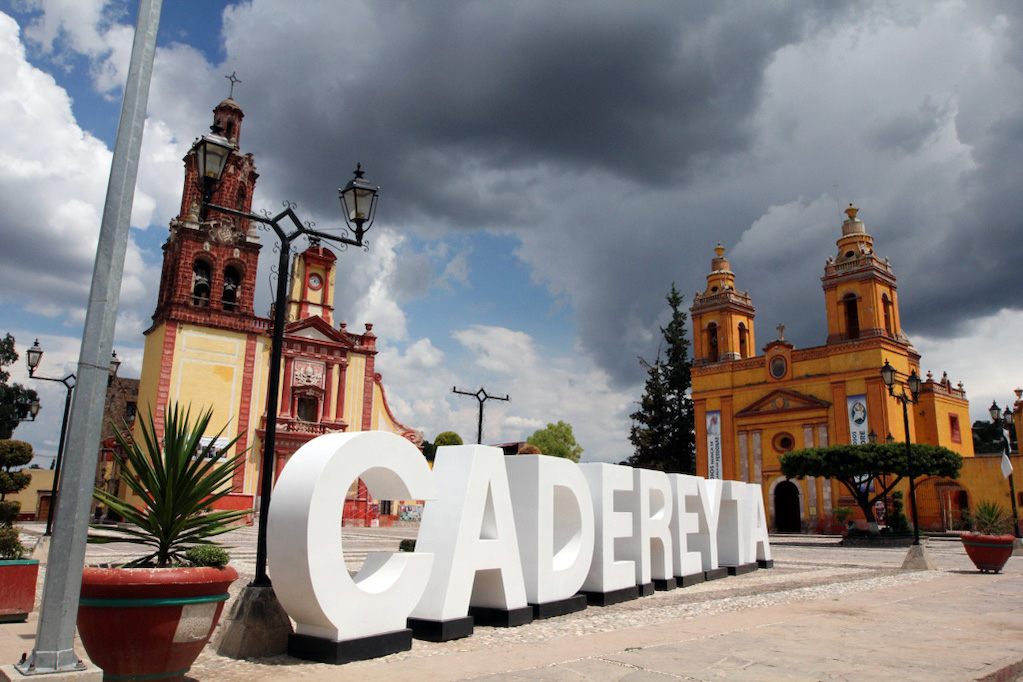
[846,395,869,445]
[707,410,722,479]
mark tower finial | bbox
[845,203,858,220]
[225,71,241,99]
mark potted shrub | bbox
[0,439,39,622]
[77,404,248,681]
[960,500,1015,573]
[831,506,854,534]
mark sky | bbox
[3,0,1023,467]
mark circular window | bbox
[844,250,855,258]
[773,432,795,452]
[770,356,787,379]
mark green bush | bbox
[889,491,910,534]
[184,545,231,567]
[0,440,33,559]
[833,507,854,525]
[398,538,416,552]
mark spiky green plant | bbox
[972,500,1012,536]
[91,403,248,567]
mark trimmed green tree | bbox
[422,430,463,462]
[527,421,583,462]
[0,440,33,558]
[779,442,962,533]
[0,334,39,440]
[627,284,695,473]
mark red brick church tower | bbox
[150,98,262,334]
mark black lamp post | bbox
[196,138,378,588]
[989,400,1020,537]
[27,339,120,536]
[880,359,923,544]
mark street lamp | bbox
[880,359,923,545]
[989,400,1020,537]
[197,145,379,588]
[26,340,121,536]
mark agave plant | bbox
[971,500,1012,536]
[91,403,248,567]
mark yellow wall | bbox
[8,468,55,520]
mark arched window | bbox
[843,293,859,339]
[192,259,211,307]
[707,323,719,362]
[738,323,748,359]
[222,265,241,312]
[236,185,246,210]
[882,294,893,336]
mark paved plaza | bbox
[3,523,1023,681]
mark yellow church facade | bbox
[130,98,418,523]
[690,207,978,533]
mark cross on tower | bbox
[776,323,785,340]
[225,71,241,98]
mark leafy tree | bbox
[0,334,39,440]
[627,284,695,473]
[973,419,1016,454]
[779,442,962,533]
[527,421,583,462]
[422,430,463,462]
[0,439,33,558]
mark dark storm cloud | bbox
[231,1,852,230]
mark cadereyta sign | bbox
[267,431,772,664]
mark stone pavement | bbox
[3,524,1022,681]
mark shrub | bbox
[889,491,910,534]
[184,545,231,567]
[0,440,33,559]
[833,507,854,525]
[398,538,416,552]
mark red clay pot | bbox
[0,559,39,622]
[961,534,1015,573]
[78,565,237,681]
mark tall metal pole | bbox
[900,398,921,545]
[18,0,161,674]
[253,225,292,587]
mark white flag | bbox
[1001,453,1013,479]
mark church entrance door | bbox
[774,480,801,533]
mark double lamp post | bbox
[25,340,121,536]
[192,124,379,587]
[880,359,923,545]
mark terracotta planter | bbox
[78,565,238,681]
[961,534,1015,573]
[0,559,39,622]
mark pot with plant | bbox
[831,506,854,534]
[77,404,248,681]
[961,500,1015,573]
[0,439,39,622]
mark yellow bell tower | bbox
[821,205,906,345]
[690,244,756,364]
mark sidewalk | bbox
[3,531,1021,681]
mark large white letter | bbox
[410,445,528,621]
[627,468,674,587]
[579,463,636,595]
[717,480,749,566]
[668,474,704,579]
[506,455,595,605]
[683,476,722,572]
[267,431,436,641]
[745,483,772,563]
